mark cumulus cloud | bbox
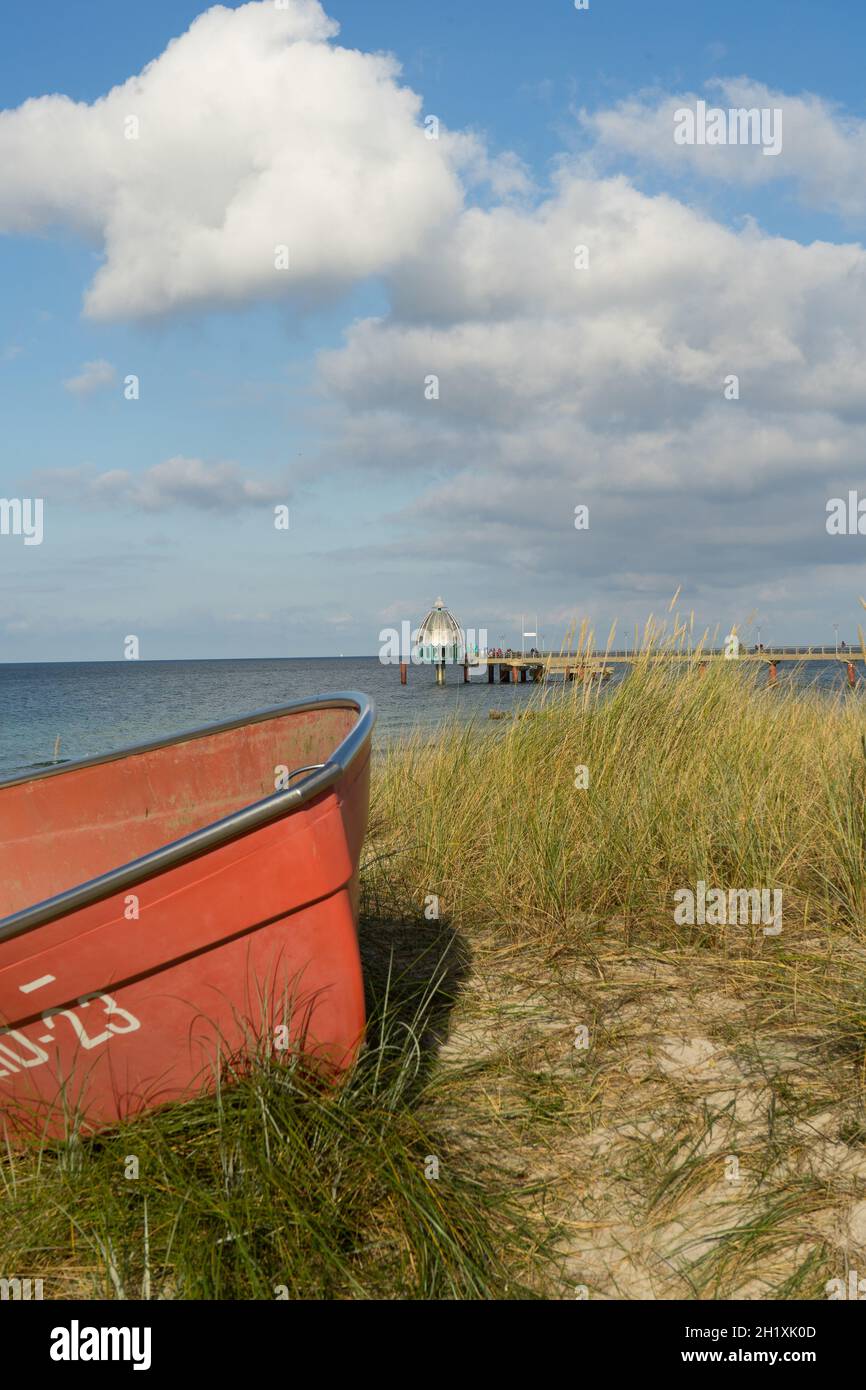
[63,358,116,395]
[0,0,465,319]
[34,457,283,512]
[582,78,866,219]
[7,5,866,623]
[315,169,866,592]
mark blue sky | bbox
[2,0,866,658]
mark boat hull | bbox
[0,693,374,1140]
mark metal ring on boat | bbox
[0,691,376,945]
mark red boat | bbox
[0,692,375,1141]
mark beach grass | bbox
[362,639,866,1296]
[3,636,866,1298]
[367,640,866,947]
[0,977,546,1300]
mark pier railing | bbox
[398,648,862,685]
[469,648,862,665]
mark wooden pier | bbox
[399,648,862,687]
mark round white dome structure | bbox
[416,597,464,664]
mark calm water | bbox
[0,656,858,779]
[0,657,544,777]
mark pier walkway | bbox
[399,647,863,685]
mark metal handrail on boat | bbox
[0,691,376,946]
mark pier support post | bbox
[532,665,543,683]
[488,663,495,684]
[510,665,519,683]
[400,661,408,686]
[520,667,527,683]
[463,660,470,683]
[768,661,778,687]
[499,664,510,683]
[848,661,857,688]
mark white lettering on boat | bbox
[0,1031,50,1075]
[0,993,141,1077]
[18,974,56,993]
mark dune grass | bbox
[0,980,546,1300]
[3,636,866,1299]
[367,644,866,946]
[361,642,866,1297]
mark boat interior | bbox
[0,703,356,920]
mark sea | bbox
[0,656,858,780]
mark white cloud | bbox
[581,78,866,218]
[63,358,116,395]
[8,15,866,621]
[0,0,465,319]
[35,457,283,512]
[315,169,866,590]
